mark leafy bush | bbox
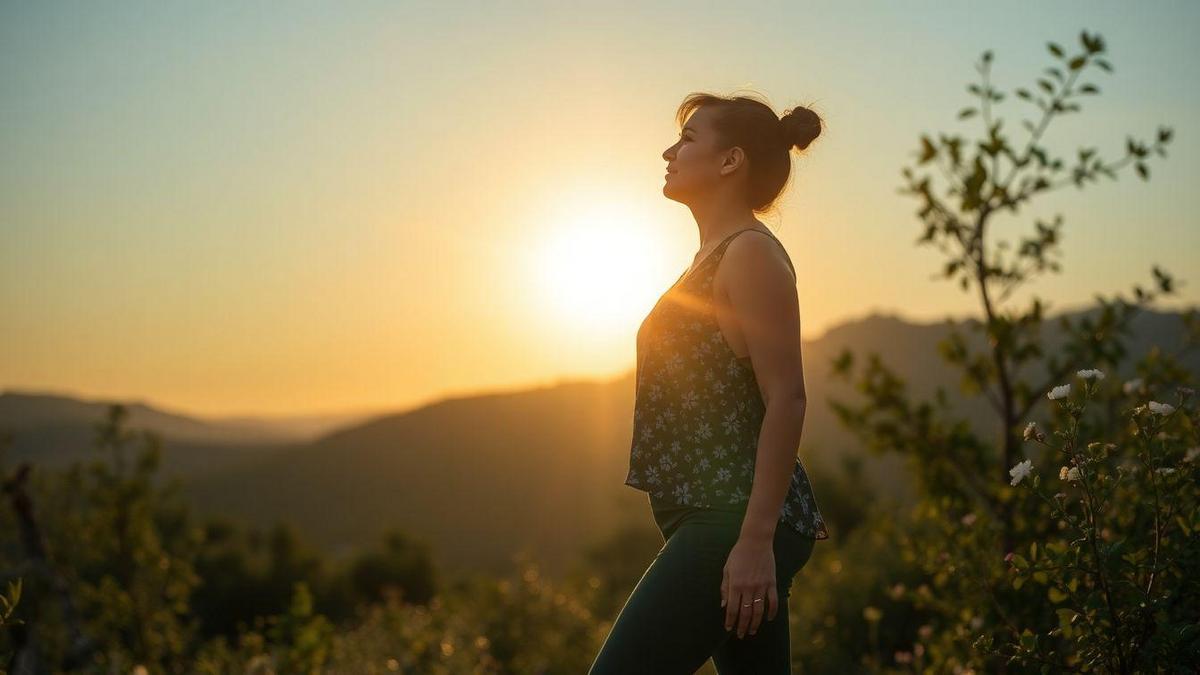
[990,374,1199,670]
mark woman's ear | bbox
[720,146,746,177]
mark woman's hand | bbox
[720,535,777,638]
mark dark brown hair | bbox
[674,90,823,213]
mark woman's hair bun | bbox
[779,105,822,151]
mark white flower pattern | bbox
[624,228,830,540]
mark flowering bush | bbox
[990,371,1199,670]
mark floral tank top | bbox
[624,227,830,540]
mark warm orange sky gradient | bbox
[2,2,1197,418]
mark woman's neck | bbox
[687,199,760,246]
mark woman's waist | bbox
[649,490,745,509]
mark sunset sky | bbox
[2,1,1197,418]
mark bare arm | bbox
[719,234,806,543]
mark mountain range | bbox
[2,305,1194,576]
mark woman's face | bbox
[661,106,732,204]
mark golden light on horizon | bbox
[530,205,673,338]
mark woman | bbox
[589,91,830,675]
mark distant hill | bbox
[0,390,370,481]
[3,305,1195,577]
[0,390,376,445]
[196,408,390,445]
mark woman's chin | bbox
[661,188,686,205]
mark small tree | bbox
[828,30,1197,671]
[43,405,203,673]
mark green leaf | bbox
[1049,587,1069,603]
[918,135,937,164]
[1079,84,1099,95]
[959,108,978,119]
[1020,628,1036,649]
[1068,56,1087,71]
[1047,42,1064,58]
[1136,163,1148,180]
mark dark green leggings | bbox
[589,494,816,674]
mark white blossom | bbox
[1077,368,1105,380]
[1147,401,1175,415]
[1047,384,1071,400]
[1123,378,1143,395]
[1022,421,1039,441]
[1009,459,1034,486]
[1156,467,1176,476]
[1185,447,1200,463]
[1058,466,1081,482]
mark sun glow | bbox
[531,206,674,337]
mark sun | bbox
[531,207,673,336]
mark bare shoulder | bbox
[717,229,796,288]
